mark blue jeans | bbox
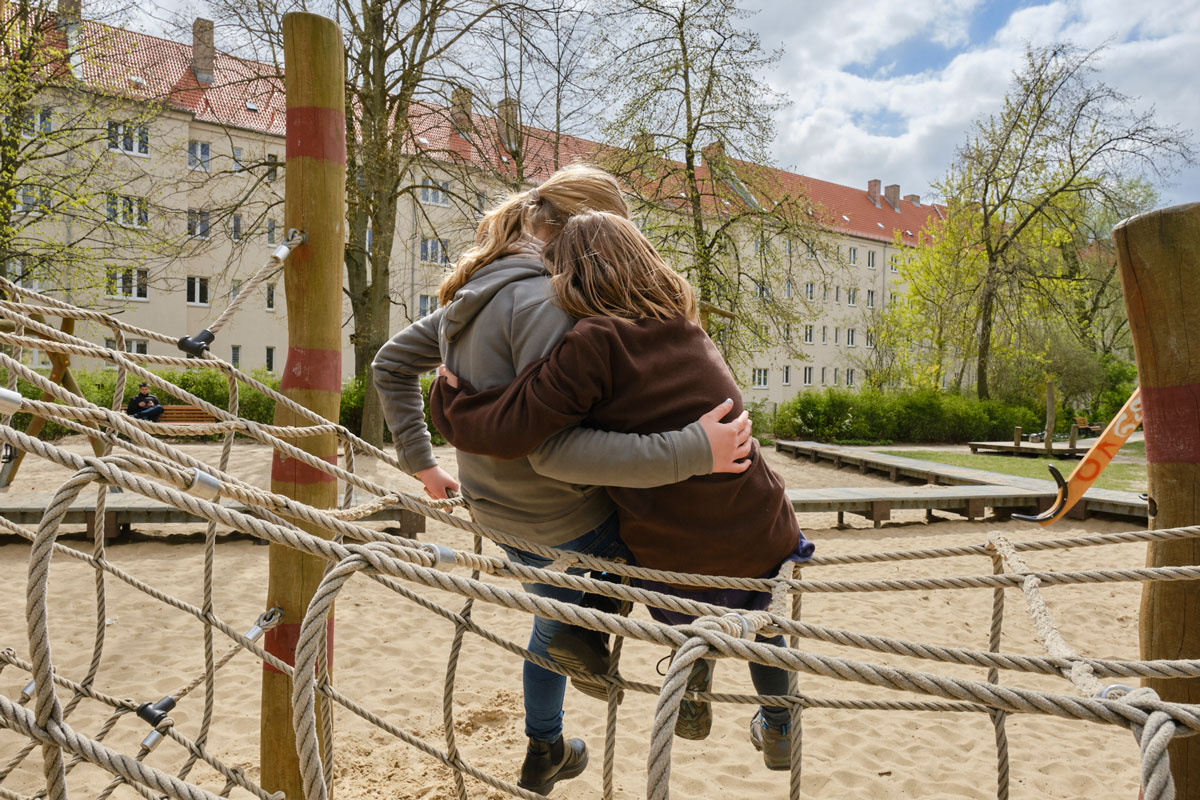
[132,405,163,422]
[500,513,629,742]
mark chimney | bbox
[867,179,881,207]
[701,140,726,166]
[903,194,920,206]
[497,96,520,152]
[451,86,473,133]
[884,183,900,211]
[57,0,80,25]
[192,18,214,85]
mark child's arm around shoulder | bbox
[431,321,610,459]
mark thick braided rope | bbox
[205,237,299,336]
[1124,688,1178,800]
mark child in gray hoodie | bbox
[372,165,752,795]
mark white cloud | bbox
[749,0,1199,207]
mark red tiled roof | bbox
[80,15,941,243]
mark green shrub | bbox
[773,387,1040,444]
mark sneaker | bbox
[674,657,715,740]
[749,709,791,770]
[547,626,623,702]
[518,736,589,795]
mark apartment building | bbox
[13,8,943,407]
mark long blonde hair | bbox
[438,165,629,304]
[543,211,698,323]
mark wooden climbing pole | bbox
[1115,201,1200,797]
[260,12,346,800]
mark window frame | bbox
[186,275,210,307]
[751,367,768,389]
[420,176,451,207]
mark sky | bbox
[741,0,1200,207]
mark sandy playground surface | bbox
[0,438,1153,799]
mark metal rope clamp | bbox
[0,387,23,415]
[184,468,222,501]
[176,328,214,357]
[419,543,457,571]
[136,695,177,750]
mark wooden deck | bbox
[966,440,1091,457]
[0,489,426,540]
[775,440,1147,524]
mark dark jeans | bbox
[132,405,163,422]
[500,513,630,742]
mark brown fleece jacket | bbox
[431,314,804,578]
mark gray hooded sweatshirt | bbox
[372,255,713,546]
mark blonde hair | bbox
[543,211,698,323]
[438,164,629,304]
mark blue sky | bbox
[742,0,1200,209]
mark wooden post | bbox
[1013,426,1022,447]
[1068,424,1078,450]
[260,13,345,800]
[1115,202,1200,796]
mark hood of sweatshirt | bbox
[441,255,547,345]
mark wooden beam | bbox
[1116,202,1200,797]
[260,13,346,800]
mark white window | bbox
[106,268,148,299]
[231,345,241,368]
[867,250,876,269]
[847,368,856,387]
[866,329,875,348]
[833,368,840,385]
[267,219,277,244]
[232,146,244,171]
[751,368,768,388]
[754,281,769,300]
[867,289,875,308]
[418,294,439,318]
[847,328,856,347]
[890,254,900,272]
[187,209,210,239]
[803,325,813,344]
[420,237,450,264]
[266,153,279,181]
[784,279,793,299]
[782,366,791,386]
[804,282,815,301]
[107,120,149,155]
[186,276,209,306]
[847,288,857,306]
[231,214,242,241]
[821,325,827,344]
[835,286,840,304]
[834,327,840,345]
[823,285,829,302]
[188,140,210,171]
[124,339,147,355]
[821,367,827,384]
[106,193,148,227]
[803,366,813,386]
[420,177,451,206]
[265,346,275,372]
[231,279,242,300]
[848,247,857,265]
[266,282,276,311]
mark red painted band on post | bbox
[270,452,338,484]
[1142,383,1200,463]
[263,619,334,675]
[279,346,342,393]
[286,106,347,165]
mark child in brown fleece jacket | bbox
[431,210,814,770]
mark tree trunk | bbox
[1115,202,1200,798]
[975,266,998,399]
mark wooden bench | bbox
[157,405,219,424]
[1074,416,1103,435]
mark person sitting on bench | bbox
[125,382,164,422]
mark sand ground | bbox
[0,437,1153,799]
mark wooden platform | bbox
[966,440,1090,457]
[0,489,426,540]
[775,440,1148,524]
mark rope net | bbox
[0,274,1198,800]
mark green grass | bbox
[879,450,1147,494]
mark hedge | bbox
[773,388,1045,444]
[2,368,446,446]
